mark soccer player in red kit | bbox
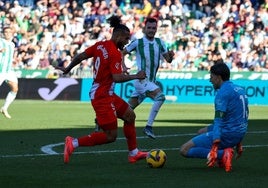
[56,16,148,164]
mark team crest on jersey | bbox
[115,62,120,70]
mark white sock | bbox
[147,100,164,126]
[72,138,79,148]
[3,91,17,110]
[129,148,138,156]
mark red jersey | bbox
[85,40,123,100]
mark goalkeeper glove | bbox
[207,140,220,167]
[235,142,243,160]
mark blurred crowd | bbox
[0,0,268,78]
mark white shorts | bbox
[131,79,159,97]
[0,71,18,85]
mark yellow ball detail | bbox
[146,149,167,168]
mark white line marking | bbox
[41,142,63,155]
[40,133,196,155]
[2,144,268,158]
[41,131,268,155]
[1,131,267,158]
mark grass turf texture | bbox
[0,100,267,188]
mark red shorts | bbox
[91,94,129,130]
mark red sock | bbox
[78,132,108,146]
[123,122,137,151]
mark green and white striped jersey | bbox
[0,38,15,73]
[125,37,168,82]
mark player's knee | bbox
[12,85,18,93]
[8,82,18,93]
[128,98,138,109]
[180,144,188,157]
[197,127,207,135]
[154,92,165,102]
[127,111,136,123]
[180,141,193,157]
[128,96,143,109]
[13,88,18,93]
[105,130,117,143]
[122,107,136,123]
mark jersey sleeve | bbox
[125,39,138,53]
[160,39,169,54]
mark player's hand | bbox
[207,140,220,167]
[122,66,130,75]
[235,142,243,160]
[54,66,70,75]
[163,50,175,63]
[136,70,146,80]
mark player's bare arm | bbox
[55,52,89,74]
[112,70,146,83]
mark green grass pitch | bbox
[0,100,267,188]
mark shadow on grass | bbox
[0,119,268,188]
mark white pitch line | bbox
[41,142,63,155]
[2,144,268,158]
[1,131,268,158]
[40,133,197,155]
[41,131,268,155]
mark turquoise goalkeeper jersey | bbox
[212,81,249,142]
[0,38,15,73]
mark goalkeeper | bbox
[180,63,248,172]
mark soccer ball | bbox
[146,149,167,168]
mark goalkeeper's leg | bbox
[180,133,224,159]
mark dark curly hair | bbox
[108,15,130,33]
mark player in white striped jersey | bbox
[122,17,174,139]
[0,27,18,119]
